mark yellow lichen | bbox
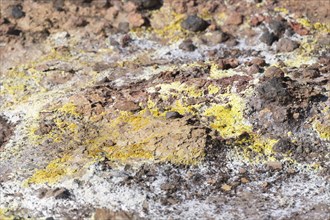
[203,94,251,138]
[297,18,312,28]
[209,63,244,79]
[215,12,227,26]
[314,121,330,140]
[297,18,330,33]
[313,22,330,33]
[234,134,279,163]
[105,143,153,162]
[0,67,46,106]
[57,102,81,117]
[208,84,220,95]
[26,155,73,184]
[274,7,289,15]
[155,81,203,99]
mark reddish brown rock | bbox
[226,13,243,25]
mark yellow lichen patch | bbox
[313,22,330,33]
[209,63,244,79]
[0,67,47,106]
[234,134,278,163]
[151,81,203,100]
[208,84,220,95]
[297,18,330,33]
[26,155,73,184]
[214,12,227,26]
[274,7,289,15]
[105,143,154,162]
[313,116,330,140]
[297,18,312,28]
[248,136,278,156]
[39,48,72,63]
[168,100,200,116]
[57,102,82,117]
[203,94,251,138]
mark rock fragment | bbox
[276,38,299,52]
[166,111,183,119]
[114,100,141,112]
[118,22,130,33]
[226,13,243,25]
[179,39,196,51]
[133,0,162,9]
[11,5,25,19]
[264,66,284,78]
[221,184,232,191]
[181,15,209,32]
[203,31,229,45]
[266,161,282,170]
[247,64,260,74]
[94,208,134,220]
[260,30,278,46]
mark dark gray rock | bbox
[260,30,278,46]
[11,5,25,19]
[133,0,162,9]
[269,20,286,36]
[181,15,209,32]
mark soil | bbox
[0,0,329,219]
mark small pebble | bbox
[179,39,196,51]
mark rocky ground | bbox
[0,0,329,219]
